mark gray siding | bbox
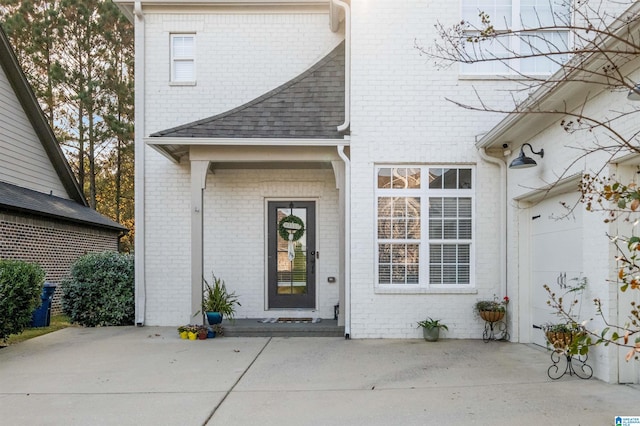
[0,66,69,199]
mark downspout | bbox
[337,145,351,338]
[134,0,146,326]
[477,146,508,302]
[331,0,350,132]
[332,0,351,338]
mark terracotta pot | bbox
[479,310,505,322]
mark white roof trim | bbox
[514,173,582,202]
[145,137,349,146]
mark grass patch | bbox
[2,315,73,347]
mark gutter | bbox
[134,0,146,326]
[337,145,351,339]
[477,146,508,308]
[331,0,350,133]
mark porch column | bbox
[191,160,209,322]
[333,145,350,337]
[332,160,346,328]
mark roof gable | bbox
[151,41,346,139]
[0,25,86,205]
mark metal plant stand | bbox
[482,317,509,342]
[547,349,593,380]
[533,325,593,380]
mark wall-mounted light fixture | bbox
[628,83,640,101]
[509,143,544,169]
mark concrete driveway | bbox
[0,326,637,425]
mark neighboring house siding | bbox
[0,211,120,313]
[144,11,343,134]
[0,66,69,199]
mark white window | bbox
[171,34,195,83]
[461,0,570,75]
[375,166,474,287]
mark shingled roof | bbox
[151,41,346,139]
[0,181,127,231]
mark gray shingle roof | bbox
[0,181,127,232]
[151,41,346,139]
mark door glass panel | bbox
[276,207,307,295]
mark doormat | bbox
[259,318,322,324]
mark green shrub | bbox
[61,251,134,327]
[0,260,45,342]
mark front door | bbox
[268,201,316,309]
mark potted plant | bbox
[177,325,189,339]
[476,295,509,322]
[417,317,448,342]
[202,274,241,325]
[543,322,585,352]
[211,324,224,338]
[197,325,208,340]
[185,324,199,340]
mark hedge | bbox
[61,251,134,327]
[0,260,45,342]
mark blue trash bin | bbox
[30,282,57,327]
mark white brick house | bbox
[115,0,640,383]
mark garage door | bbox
[530,192,583,348]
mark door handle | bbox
[310,251,319,259]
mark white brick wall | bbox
[144,150,192,325]
[347,0,517,338]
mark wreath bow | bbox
[278,215,305,261]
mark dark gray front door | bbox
[268,201,316,309]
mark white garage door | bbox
[530,192,583,348]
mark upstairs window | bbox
[461,0,570,75]
[376,166,474,287]
[171,34,195,83]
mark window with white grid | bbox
[171,34,196,83]
[376,166,474,287]
[460,0,570,75]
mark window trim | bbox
[170,33,196,84]
[374,165,476,292]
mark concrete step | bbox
[220,318,345,337]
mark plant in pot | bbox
[197,325,208,340]
[202,274,241,325]
[185,324,199,340]
[542,322,586,354]
[177,325,189,339]
[476,295,509,322]
[417,317,448,342]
